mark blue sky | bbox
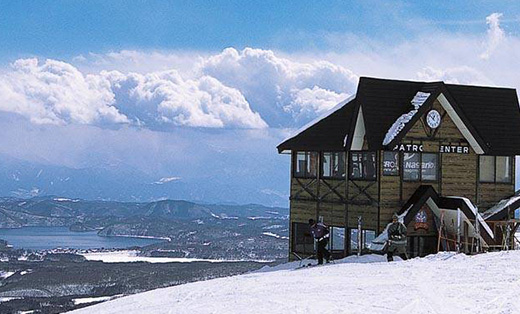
[1,1,518,60]
[0,1,519,205]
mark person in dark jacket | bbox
[309,219,331,265]
[386,213,408,262]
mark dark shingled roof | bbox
[277,98,357,152]
[277,77,520,155]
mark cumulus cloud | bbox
[200,47,358,126]
[0,58,268,129]
[0,48,362,129]
[480,13,505,60]
[104,70,267,128]
[0,58,128,125]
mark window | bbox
[421,154,438,181]
[294,152,318,178]
[403,153,438,181]
[479,156,512,183]
[322,152,346,179]
[496,156,512,183]
[349,229,376,252]
[403,153,420,181]
[327,227,345,251]
[291,222,315,254]
[479,156,494,182]
[383,152,399,176]
[349,152,376,180]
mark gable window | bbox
[403,153,438,181]
[349,152,376,180]
[322,152,346,178]
[479,156,511,183]
[294,152,318,178]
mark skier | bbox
[386,213,408,262]
[308,219,331,265]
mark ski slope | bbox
[69,251,520,314]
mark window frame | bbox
[293,151,318,178]
[326,226,346,252]
[479,155,513,184]
[321,152,346,179]
[348,151,377,181]
[402,152,439,182]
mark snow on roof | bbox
[445,196,494,239]
[278,94,356,147]
[482,195,520,220]
[382,91,431,146]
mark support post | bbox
[505,223,511,251]
[357,216,362,256]
[474,213,480,253]
[456,208,461,253]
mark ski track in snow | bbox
[68,251,520,314]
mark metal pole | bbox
[357,216,362,256]
[475,213,480,253]
[457,208,461,253]
[506,224,511,251]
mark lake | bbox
[0,226,165,250]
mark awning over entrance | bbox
[370,185,499,254]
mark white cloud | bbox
[200,47,358,126]
[289,86,349,119]
[0,58,267,129]
[0,48,360,129]
[0,58,128,125]
[104,69,268,128]
[481,13,505,60]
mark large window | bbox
[322,152,346,179]
[294,152,318,178]
[327,227,345,251]
[479,156,512,183]
[349,152,376,180]
[403,153,438,181]
[291,222,315,254]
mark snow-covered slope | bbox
[69,251,520,314]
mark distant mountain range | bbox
[0,154,289,207]
[0,195,288,229]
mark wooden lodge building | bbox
[277,77,520,259]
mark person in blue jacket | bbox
[309,219,331,264]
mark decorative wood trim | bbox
[293,178,318,200]
[320,179,346,202]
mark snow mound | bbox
[67,251,520,314]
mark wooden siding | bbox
[478,182,515,210]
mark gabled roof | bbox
[277,96,357,153]
[277,77,520,155]
[397,185,495,244]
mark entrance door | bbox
[409,236,438,257]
